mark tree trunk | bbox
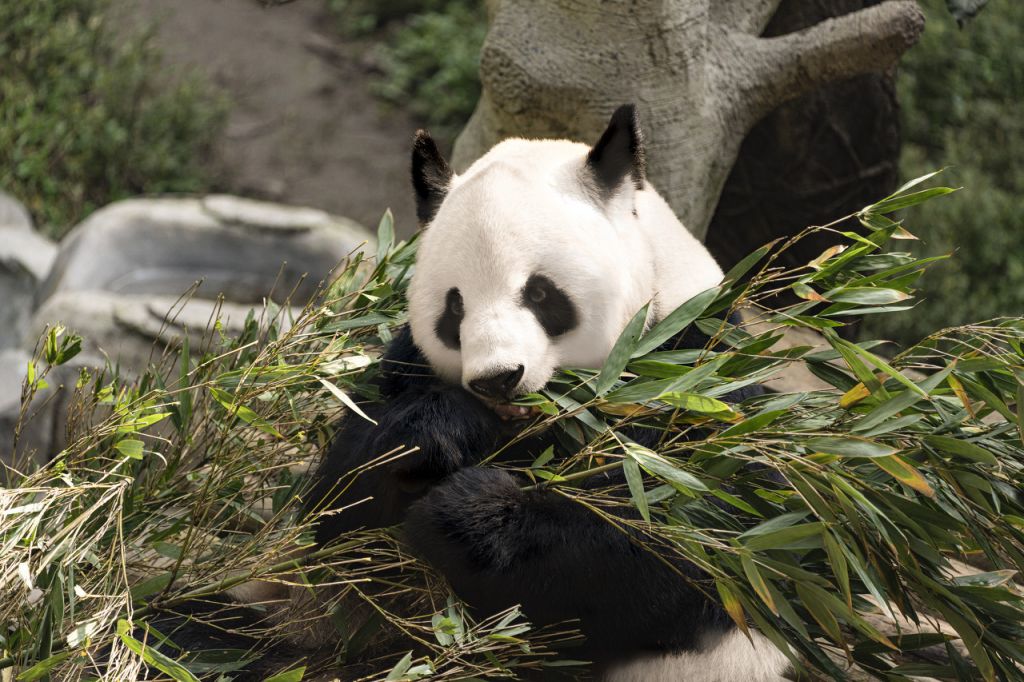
[706,0,903,274]
[452,0,924,241]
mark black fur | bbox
[307,317,760,671]
[586,104,646,197]
[411,130,453,225]
[521,274,579,337]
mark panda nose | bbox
[468,365,525,402]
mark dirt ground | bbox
[119,0,423,237]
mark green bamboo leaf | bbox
[823,533,851,609]
[384,652,414,681]
[622,457,650,523]
[595,304,649,396]
[885,168,947,197]
[209,387,285,438]
[717,409,785,439]
[264,667,306,682]
[16,651,75,681]
[117,620,199,682]
[838,337,926,398]
[923,435,998,465]
[633,287,719,357]
[741,522,825,552]
[873,455,935,497]
[826,288,911,305]
[115,412,172,434]
[806,436,896,458]
[928,602,995,682]
[376,209,395,265]
[795,583,843,643]
[721,242,777,285]
[715,580,749,635]
[530,446,554,469]
[624,443,707,495]
[865,187,957,215]
[657,392,735,418]
[852,364,954,433]
[115,438,145,460]
[130,572,173,600]
[740,554,777,615]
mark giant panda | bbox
[308,105,792,682]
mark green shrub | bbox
[372,3,486,135]
[0,0,227,238]
[326,0,485,136]
[863,0,1024,345]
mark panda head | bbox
[407,106,662,412]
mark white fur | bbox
[603,628,791,682]
[408,137,723,395]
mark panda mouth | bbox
[488,401,537,421]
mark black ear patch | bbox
[585,104,646,196]
[411,130,453,225]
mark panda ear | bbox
[585,104,646,197]
[411,130,453,225]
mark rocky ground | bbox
[116,0,423,236]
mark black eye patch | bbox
[521,274,578,337]
[435,288,463,349]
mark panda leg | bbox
[602,628,791,682]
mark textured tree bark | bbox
[452,0,924,241]
[706,0,902,296]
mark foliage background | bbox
[0,0,227,238]
[861,0,1024,345]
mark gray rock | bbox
[0,347,104,470]
[0,190,33,231]
[38,196,374,306]
[0,348,39,468]
[1,225,59,349]
[29,291,297,374]
[0,258,35,351]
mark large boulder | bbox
[30,292,296,376]
[0,193,57,349]
[0,189,33,231]
[38,195,373,306]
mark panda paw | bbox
[405,467,527,572]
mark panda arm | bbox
[308,327,506,540]
[405,468,727,651]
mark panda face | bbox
[408,150,655,406]
[407,106,724,410]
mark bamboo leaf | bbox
[806,436,897,458]
[624,443,708,495]
[873,455,935,497]
[633,288,719,357]
[622,457,650,523]
[319,378,378,425]
[741,554,777,615]
[595,304,649,396]
[117,620,199,682]
[923,435,998,465]
[716,580,749,635]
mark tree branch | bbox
[728,0,924,123]
[710,0,784,34]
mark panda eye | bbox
[435,287,463,350]
[521,274,578,337]
[448,291,464,317]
